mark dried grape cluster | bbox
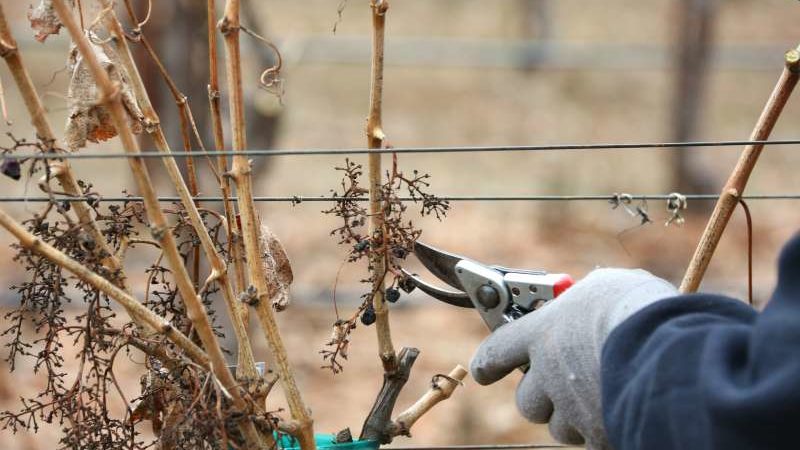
[321,156,449,373]
[1,133,57,182]
[0,150,257,449]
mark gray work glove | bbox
[470,268,678,449]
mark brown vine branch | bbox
[103,0,260,389]
[207,0,250,354]
[96,0,261,385]
[120,0,205,296]
[0,3,126,290]
[51,2,264,448]
[680,45,800,293]
[121,0,213,180]
[220,1,316,449]
[366,0,397,374]
[386,365,468,438]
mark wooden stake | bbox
[680,46,800,293]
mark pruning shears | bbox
[401,242,575,332]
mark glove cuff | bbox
[597,269,679,336]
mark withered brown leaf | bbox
[65,33,144,151]
[28,0,69,43]
[258,224,293,311]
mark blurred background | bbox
[1,0,800,448]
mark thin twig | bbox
[680,45,800,293]
[73,0,85,30]
[739,199,753,305]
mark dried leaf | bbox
[258,224,293,311]
[129,369,169,430]
[65,33,145,151]
[327,322,347,346]
[28,0,69,43]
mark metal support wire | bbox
[5,138,800,160]
[2,194,800,203]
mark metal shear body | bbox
[403,242,574,331]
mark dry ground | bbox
[1,0,800,448]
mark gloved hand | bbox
[470,268,678,449]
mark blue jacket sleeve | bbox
[601,233,800,450]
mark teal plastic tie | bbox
[275,433,379,450]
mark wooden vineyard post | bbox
[680,45,800,293]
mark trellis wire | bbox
[1,194,800,203]
[7,138,800,160]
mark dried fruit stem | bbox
[366,0,397,373]
[680,46,800,293]
[0,207,209,368]
[51,2,263,447]
[0,3,125,289]
[220,2,315,449]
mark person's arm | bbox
[471,234,800,450]
[602,234,800,450]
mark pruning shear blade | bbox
[400,269,472,308]
[407,241,575,332]
[413,241,468,291]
